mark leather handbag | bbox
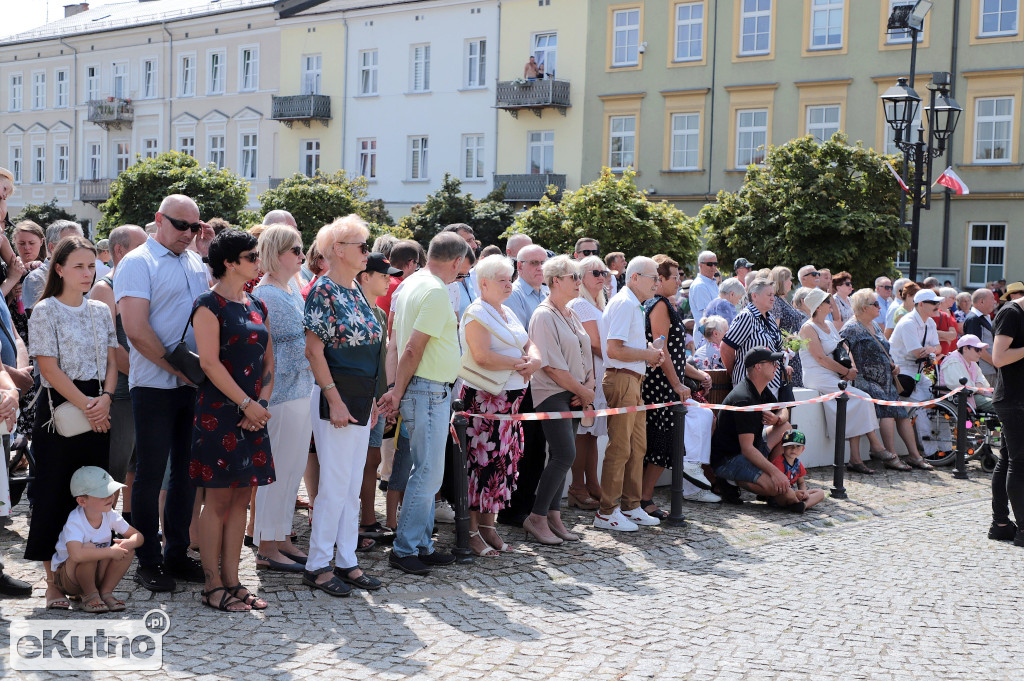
[458,308,525,395]
[164,309,206,386]
[317,283,381,427]
[47,305,104,438]
[896,325,931,397]
[832,339,853,369]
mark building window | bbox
[533,33,557,78]
[466,39,486,88]
[112,62,128,99]
[88,143,102,180]
[674,2,704,62]
[9,146,21,183]
[85,66,99,102]
[31,146,45,184]
[528,131,555,173]
[144,138,159,159]
[968,223,1006,286]
[302,55,322,95]
[180,56,195,97]
[974,96,1014,163]
[143,60,157,98]
[115,142,130,174]
[411,44,431,92]
[55,70,68,107]
[240,133,258,178]
[56,144,69,183]
[9,74,22,111]
[735,108,768,166]
[888,0,925,43]
[740,0,772,55]
[608,115,636,170]
[409,136,428,179]
[302,140,320,177]
[358,138,377,179]
[612,9,641,67]
[240,47,259,91]
[810,0,844,49]
[670,113,700,170]
[807,104,841,142]
[178,136,195,158]
[359,50,378,95]
[31,72,45,109]
[208,135,225,168]
[462,134,485,179]
[208,52,225,95]
[980,0,1019,37]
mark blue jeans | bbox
[713,454,765,485]
[130,386,198,567]
[393,377,451,558]
[388,432,413,493]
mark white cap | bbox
[913,289,941,304]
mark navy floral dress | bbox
[189,290,276,488]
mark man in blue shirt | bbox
[506,244,548,331]
[688,251,720,348]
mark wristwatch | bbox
[257,398,269,409]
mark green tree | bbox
[14,199,79,229]
[248,171,403,246]
[506,168,701,265]
[399,174,515,248]
[97,151,250,237]
[699,134,908,284]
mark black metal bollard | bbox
[830,380,849,499]
[450,400,474,563]
[667,403,688,527]
[953,377,969,479]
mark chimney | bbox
[64,3,90,18]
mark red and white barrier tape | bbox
[846,384,967,408]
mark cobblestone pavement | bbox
[2,461,1023,680]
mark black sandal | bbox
[302,567,351,597]
[845,461,876,475]
[355,536,377,552]
[359,521,396,544]
[225,584,268,610]
[334,566,383,591]
[640,499,669,520]
[202,586,249,612]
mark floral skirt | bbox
[461,385,526,514]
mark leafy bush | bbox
[398,174,515,248]
[14,199,79,230]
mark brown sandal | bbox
[100,592,126,612]
[884,458,912,471]
[905,457,934,470]
[845,462,875,474]
[80,592,109,613]
[567,491,600,510]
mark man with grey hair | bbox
[22,219,84,310]
[262,209,297,229]
[505,233,532,260]
[885,277,912,330]
[507,244,549,330]
[875,275,894,323]
[964,287,997,383]
[797,265,820,290]
[688,250,719,348]
[597,256,665,532]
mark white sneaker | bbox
[434,500,456,523]
[593,508,639,532]
[683,460,713,489]
[621,506,661,526]
[684,488,722,503]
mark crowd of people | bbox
[0,170,1022,611]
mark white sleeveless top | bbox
[798,320,843,390]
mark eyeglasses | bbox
[758,360,780,367]
[807,271,820,278]
[286,245,303,257]
[577,249,600,257]
[239,252,259,263]
[591,269,610,278]
[559,273,582,283]
[455,273,470,280]
[840,281,852,287]
[869,301,881,308]
[880,284,893,290]
[338,241,371,254]
[520,259,546,267]
[164,214,202,233]
[701,261,719,267]
[638,273,659,281]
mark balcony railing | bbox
[495,79,571,118]
[80,178,112,203]
[271,94,331,127]
[86,98,134,129]
[493,174,566,202]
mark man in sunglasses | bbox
[874,276,894,323]
[688,251,719,348]
[113,193,215,592]
[797,265,820,291]
[21,219,84,311]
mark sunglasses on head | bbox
[338,241,371,254]
[164,214,202,233]
[578,249,600,257]
[591,269,610,278]
[239,252,259,263]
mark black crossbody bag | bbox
[318,284,381,427]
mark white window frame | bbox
[408,136,429,180]
[465,39,486,88]
[114,141,130,175]
[806,104,841,143]
[144,138,159,159]
[302,55,322,96]
[87,143,102,180]
[612,9,641,67]
[179,55,196,97]
[55,143,69,183]
[735,108,768,167]
[31,145,45,184]
[739,0,772,56]
[533,33,558,79]
[31,71,46,110]
[112,61,128,99]
[887,0,925,43]
[979,0,1019,37]
[208,51,225,95]
[462,134,485,180]
[55,69,69,108]
[358,138,377,179]
[301,140,321,177]
[973,96,1014,164]
[178,135,195,158]
[208,134,225,168]
[810,0,844,50]
[608,115,636,170]
[670,112,700,170]
[359,50,378,96]
[410,44,431,93]
[142,59,158,99]
[240,132,258,179]
[674,2,704,62]
[528,130,555,174]
[9,73,22,111]
[9,145,22,183]
[967,222,1007,287]
[239,46,259,92]
[85,66,99,102]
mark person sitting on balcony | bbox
[524,56,541,80]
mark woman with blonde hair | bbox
[769,266,808,387]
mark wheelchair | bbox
[912,384,999,472]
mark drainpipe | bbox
[705,0,718,200]
[162,22,173,151]
[941,0,961,270]
[59,37,78,203]
[340,17,349,174]
[494,1,501,195]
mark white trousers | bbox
[911,375,938,455]
[254,397,312,543]
[307,386,370,571]
[683,398,714,495]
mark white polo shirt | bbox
[889,308,938,375]
[603,285,647,375]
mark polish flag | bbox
[884,161,909,192]
[934,166,970,195]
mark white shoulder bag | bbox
[46,305,104,438]
[458,307,525,395]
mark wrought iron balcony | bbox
[271,94,331,127]
[495,79,570,118]
[86,98,133,129]
[493,174,566,202]
[80,178,112,203]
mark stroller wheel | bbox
[982,452,998,474]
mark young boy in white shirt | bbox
[52,466,143,613]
